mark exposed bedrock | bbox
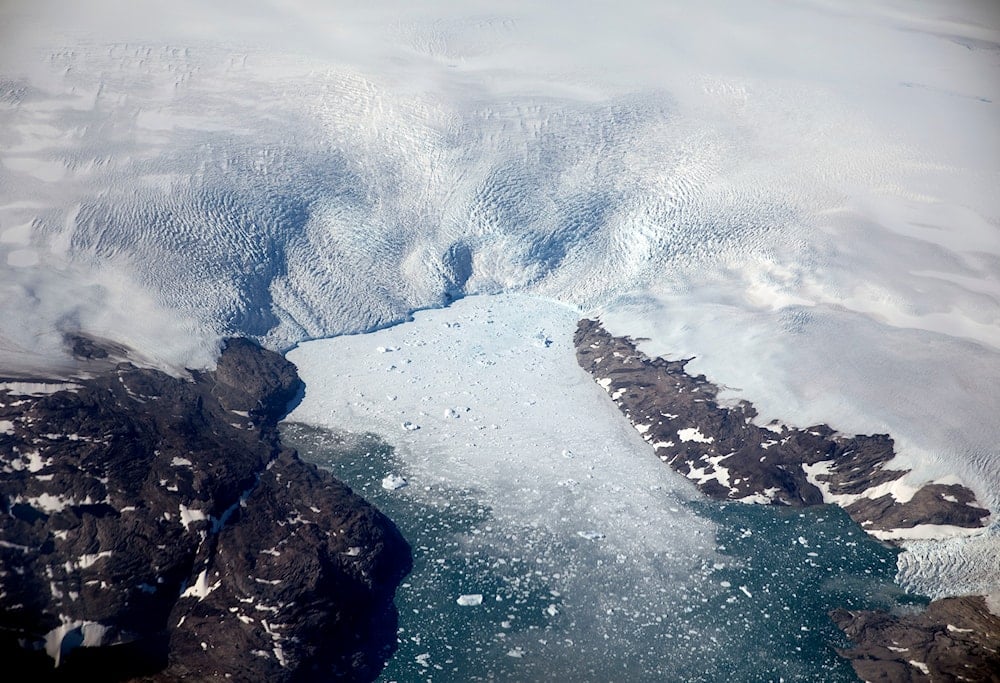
[574,318,989,535]
[574,318,997,681]
[832,596,1000,682]
[0,337,411,681]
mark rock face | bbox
[574,319,989,536]
[831,596,1000,682]
[574,319,999,680]
[0,338,411,681]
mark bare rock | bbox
[831,595,1000,682]
[573,318,989,533]
[0,338,410,681]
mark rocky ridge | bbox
[832,596,1000,682]
[0,336,411,680]
[574,319,997,682]
[574,319,989,536]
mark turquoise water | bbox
[281,422,927,682]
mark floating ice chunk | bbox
[0,420,14,434]
[576,530,605,541]
[457,594,483,606]
[171,457,192,467]
[739,586,752,598]
[546,604,559,616]
[401,421,420,431]
[381,474,408,490]
[908,661,930,675]
[507,647,525,658]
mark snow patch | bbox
[44,619,111,667]
[180,569,221,600]
[178,504,208,531]
[677,427,713,444]
[0,382,81,396]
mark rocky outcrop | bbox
[0,337,411,681]
[574,319,989,536]
[574,319,999,680]
[831,596,1000,682]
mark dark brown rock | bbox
[831,595,1000,682]
[574,318,997,681]
[0,337,410,681]
[573,318,989,533]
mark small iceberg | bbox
[381,474,408,491]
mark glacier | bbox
[1,0,999,675]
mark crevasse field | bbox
[1,0,998,680]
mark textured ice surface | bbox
[1,1,997,374]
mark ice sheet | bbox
[0,1,996,380]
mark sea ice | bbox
[288,295,713,559]
[288,294,719,673]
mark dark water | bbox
[281,422,927,682]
